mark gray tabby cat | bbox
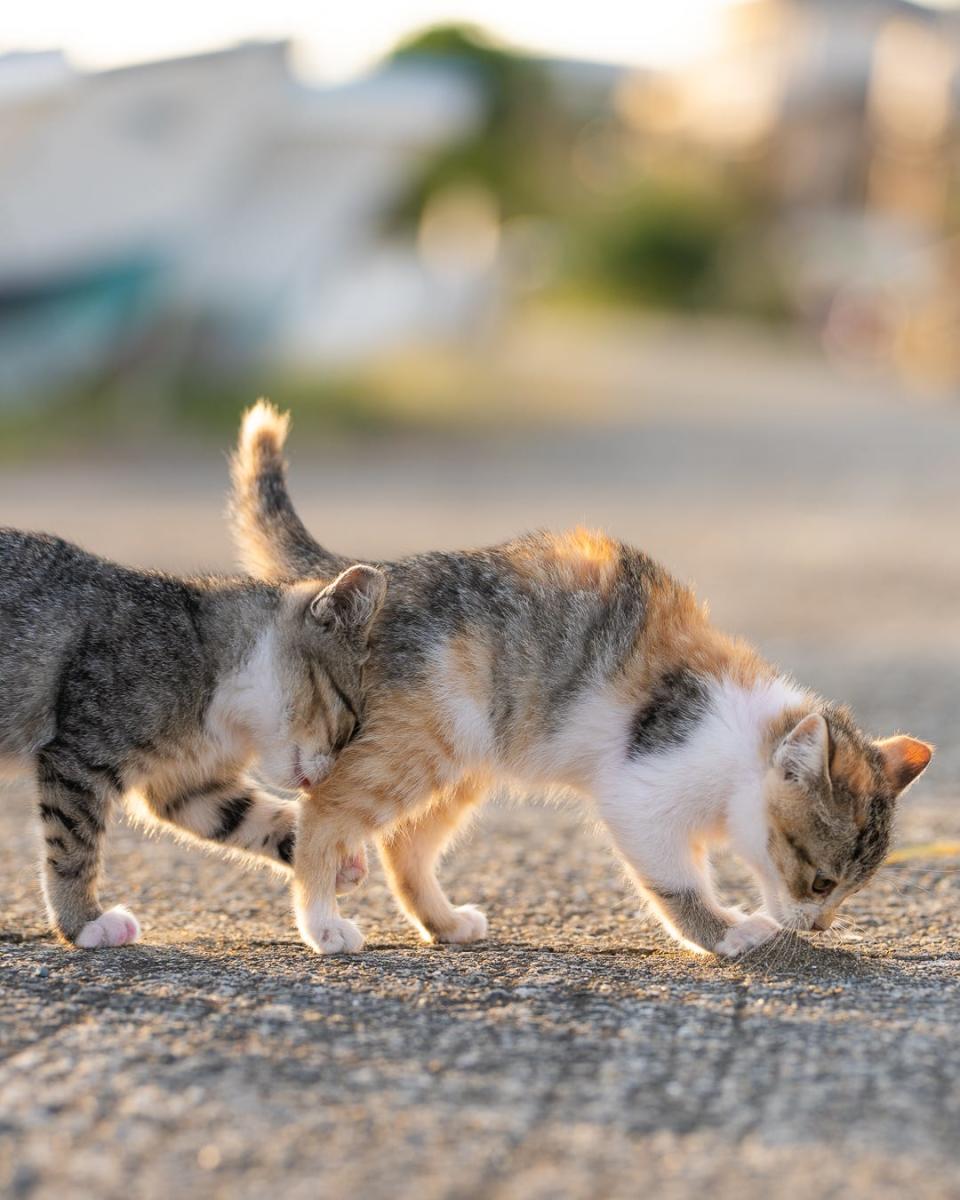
[0,528,384,948]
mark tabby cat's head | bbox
[761,707,932,932]
[260,564,386,791]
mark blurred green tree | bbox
[386,24,784,318]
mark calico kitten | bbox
[231,402,932,958]
[0,527,384,948]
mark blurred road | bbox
[2,339,959,1198]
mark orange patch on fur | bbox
[615,569,770,708]
[514,527,619,591]
[830,740,875,800]
[446,633,491,706]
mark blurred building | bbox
[619,0,960,387]
[622,0,960,218]
[0,43,482,405]
[4,8,960,407]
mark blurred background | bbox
[5,0,960,441]
[1,0,958,781]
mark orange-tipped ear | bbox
[878,736,933,794]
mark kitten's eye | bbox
[811,873,836,896]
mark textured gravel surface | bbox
[2,336,959,1199]
[2,794,959,1200]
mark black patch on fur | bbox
[544,547,658,729]
[48,858,87,880]
[38,802,94,848]
[850,794,893,881]
[323,668,360,728]
[212,795,253,841]
[628,668,711,759]
[164,778,230,817]
[39,767,90,800]
[259,460,291,519]
[74,754,124,796]
[276,832,295,865]
[646,885,728,951]
[254,453,350,575]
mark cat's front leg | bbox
[141,773,298,871]
[647,881,781,957]
[642,880,734,954]
[36,752,139,949]
[714,912,781,958]
[597,802,773,955]
[141,772,367,896]
[293,800,366,955]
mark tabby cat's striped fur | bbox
[0,528,383,947]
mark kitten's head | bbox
[761,706,932,931]
[259,564,386,791]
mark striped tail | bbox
[229,400,352,580]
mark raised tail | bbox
[229,400,352,580]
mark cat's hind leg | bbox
[36,753,137,948]
[378,776,488,944]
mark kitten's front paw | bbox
[715,913,780,958]
[75,906,141,950]
[433,904,488,945]
[299,912,364,955]
[335,848,368,895]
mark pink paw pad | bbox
[335,852,368,894]
[75,906,141,950]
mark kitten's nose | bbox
[812,911,836,931]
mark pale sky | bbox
[2,0,741,79]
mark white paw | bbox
[715,913,780,958]
[75,906,141,950]
[434,905,488,945]
[335,849,368,895]
[298,910,364,955]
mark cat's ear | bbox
[310,565,386,635]
[774,713,830,787]
[877,735,933,795]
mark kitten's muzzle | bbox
[294,749,334,789]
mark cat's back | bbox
[0,527,177,626]
[0,529,209,760]
[1,525,200,602]
[373,527,671,687]
[0,531,109,757]
[0,528,111,637]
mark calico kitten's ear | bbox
[877,735,933,794]
[310,564,386,635]
[774,713,830,786]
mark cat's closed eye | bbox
[333,716,361,753]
